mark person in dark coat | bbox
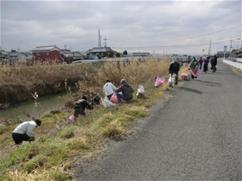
[116,79,134,102]
[74,96,93,117]
[198,57,203,70]
[169,61,180,85]
[203,56,209,72]
[210,55,217,72]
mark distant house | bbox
[18,52,33,64]
[8,50,19,65]
[0,50,8,64]
[217,51,230,58]
[72,51,85,61]
[230,49,242,58]
[32,45,62,63]
[86,47,120,59]
[60,49,73,64]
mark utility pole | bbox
[104,37,107,47]
[208,40,212,56]
[98,29,102,47]
[230,40,233,51]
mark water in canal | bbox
[0,93,72,121]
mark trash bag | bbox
[102,97,116,108]
[136,84,145,98]
[137,85,145,94]
[168,74,175,87]
[110,94,119,103]
[154,76,165,87]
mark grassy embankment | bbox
[0,63,98,107]
[0,59,171,180]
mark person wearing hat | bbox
[116,79,134,102]
[12,118,41,145]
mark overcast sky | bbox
[1,0,241,54]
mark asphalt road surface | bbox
[76,62,242,181]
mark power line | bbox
[108,24,241,44]
[112,37,240,49]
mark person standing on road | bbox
[169,60,180,85]
[12,118,41,145]
[198,57,203,70]
[203,56,209,73]
[103,80,117,100]
[210,55,217,72]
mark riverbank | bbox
[0,58,166,123]
[0,59,171,180]
[0,63,98,109]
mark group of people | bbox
[12,55,218,145]
[12,79,134,145]
[183,55,218,80]
[103,79,134,103]
[196,55,218,74]
[169,54,218,83]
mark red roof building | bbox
[32,45,63,63]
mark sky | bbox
[1,0,242,54]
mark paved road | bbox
[76,62,242,181]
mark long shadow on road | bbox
[178,87,203,94]
[195,79,222,87]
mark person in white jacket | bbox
[103,80,117,100]
[12,118,41,145]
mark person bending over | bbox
[116,79,134,102]
[169,60,180,85]
[12,118,41,145]
[74,96,93,118]
[103,80,117,100]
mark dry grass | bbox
[0,58,171,180]
[78,58,170,94]
[0,63,97,105]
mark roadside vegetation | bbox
[0,59,171,180]
[0,63,98,107]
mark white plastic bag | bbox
[137,85,144,94]
[102,97,116,108]
[136,85,145,98]
[168,74,175,87]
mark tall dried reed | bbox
[78,58,170,95]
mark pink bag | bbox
[154,77,165,87]
[110,94,119,103]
